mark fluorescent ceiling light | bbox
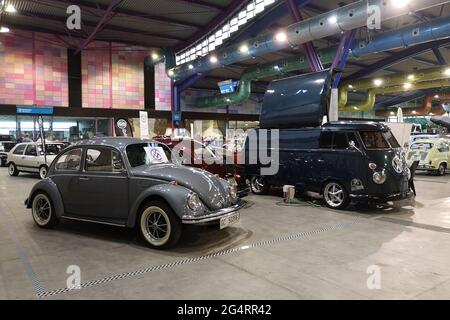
[0,26,9,33]
[373,79,383,87]
[275,31,287,42]
[5,4,16,13]
[392,0,410,8]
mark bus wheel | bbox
[250,176,270,195]
[323,181,350,210]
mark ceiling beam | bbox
[374,89,436,109]
[11,11,184,42]
[347,39,450,79]
[74,0,125,55]
[433,47,447,65]
[68,0,203,29]
[174,0,226,11]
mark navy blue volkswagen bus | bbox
[244,70,413,209]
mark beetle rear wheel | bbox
[32,192,59,228]
[139,201,182,249]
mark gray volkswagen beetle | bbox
[25,137,245,249]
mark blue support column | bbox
[332,29,357,89]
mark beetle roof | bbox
[72,137,163,151]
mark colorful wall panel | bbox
[0,31,68,107]
[112,49,147,110]
[154,62,172,111]
[82,42,148,109]
[82,43,112,109]
[34,34,68,107]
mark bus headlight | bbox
[373,170,387,184]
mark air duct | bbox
[375,92,450,117]
[192,49,337,108]
[340,79,450,112]
[339,66,450,111]
[194,16,450,108]
[169,0,450,82]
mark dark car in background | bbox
[0,141,17,167]
[25,137,245,249]
[154,136,248,197]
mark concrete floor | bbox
[1,168,450,300]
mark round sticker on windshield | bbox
[151,148,163,161]
[117,119,127,130]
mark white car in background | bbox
[7,142,65,179]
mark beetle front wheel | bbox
[139,201,182,249]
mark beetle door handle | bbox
[79,177,90,181]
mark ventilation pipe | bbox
[192,49,337,108]
[194,16,450,108]
[169,0,450,82]
[339,66,450,111]
[340,79,450,112]
[375,92,450,117]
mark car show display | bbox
[25,138,245,249]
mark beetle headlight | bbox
[187,193,202,212]
[229,185,238,199]
[373,170,387,184]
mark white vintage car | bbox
[7,142,65,179]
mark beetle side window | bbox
[55,148,82,171]
[13,144,26,155]
[85,148,124,172]
[25,144,37,156]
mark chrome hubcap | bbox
[40,167,47,178]
[9,165,14,175]
[146,212,168,240]
[324,183,344,207]
[252,177,265,192]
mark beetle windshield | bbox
[126,143,172,167]
[360,130,400,149]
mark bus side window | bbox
[320,132,333,149]
[333,132,349,149]
[346,132,360,149]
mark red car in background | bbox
[154,136,248,197]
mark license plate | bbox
[220,212,240,229]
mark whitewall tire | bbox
[139,201,181,249]
[32,192,59,228]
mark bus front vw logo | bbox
[392,156,403,173]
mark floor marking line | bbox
[0,206,46,296]
[37,217,364,299]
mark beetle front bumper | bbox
[182,199,246,225]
